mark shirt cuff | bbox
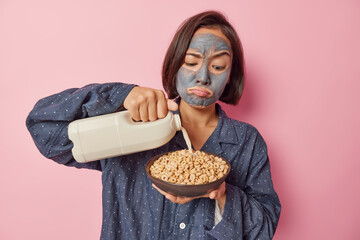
[206,183,243,239]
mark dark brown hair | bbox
[162,10,245,105]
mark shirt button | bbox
[179,222,186,229]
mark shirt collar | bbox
[172,98,239,154]
[214,104,238,145]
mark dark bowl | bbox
[145,151,231,197]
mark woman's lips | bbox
[187,87,213,97]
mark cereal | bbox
[149,150,229,185]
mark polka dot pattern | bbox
[26,83,281,239]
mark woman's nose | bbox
[196,65,211,86]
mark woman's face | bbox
[176,27,232,108]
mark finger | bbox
[176,196,200,205]
[156,92,168,119]
[148,98,158,121]
[127,103,141,122]
[209,182,226,199]
[167,99,178,111]
[209,191,218,199]
[165,193,178,202]
[139,102,149,122]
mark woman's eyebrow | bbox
[213,51,231,58]
[186,53,203,58]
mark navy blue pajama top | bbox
[26,82,281,240]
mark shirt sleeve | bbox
[25,82,137,171]
[206,131,281,240]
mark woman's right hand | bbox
[123,87,178,122]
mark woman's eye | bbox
[212,65,225,70]
[185,62,198,67]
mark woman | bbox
[26,11,281,240]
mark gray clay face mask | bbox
[176,33,232,107]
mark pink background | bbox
[1,0,359,239]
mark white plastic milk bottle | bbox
[68,111,182,163]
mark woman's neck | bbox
[179,99,218,128]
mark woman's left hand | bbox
[152,182,226,208]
